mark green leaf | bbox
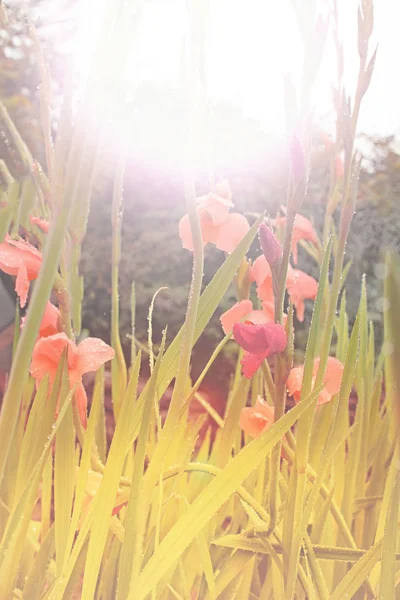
[22,527,55,600]
[80,352,142,599]
[54,369,76,573]
[0,389,73,598]
[378,450,400,599]
[132,384,322,599]
[117,335,166,598]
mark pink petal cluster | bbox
[250,253,318,322]
[219,299,283,337]
[276,213,319,265]
[286,267,318,322]
[233,322,287,378]
[30,333,115,427]
[179,180,249,253]
[287,357,344,405]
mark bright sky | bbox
[71,0,399,170]
[121,0,397,137]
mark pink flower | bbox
[30,333,115,427]
[30,216,50,233]
[286,267,318,322]
[21,301,61,338]
[0,234,42,307]
[276,214,319,264]
[287,357,344,405]
[233,322,287,378]
[178,182,249,253]
[240,396,275,438]
[220,299,279,336]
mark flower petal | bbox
[240,396,275,437]
[30,216,50,233]
[214,212,250,253]
[246,310,271,325]
[76,337,115,377]
[30,333,76,383]
[75,381,88,428]
[250,255,271,286]
[198,192,232,225]
[233,322,287,356]
[286,364,304,402]
[15,261,29,308]
[314,357,344,401]
[220,299,253,335]
[240,352,266,378]
[256,277,274,302]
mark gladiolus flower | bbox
[240,396,275,438]
[287,357,344,405]
[258,223,282,269]
[21,301,61,338]
[30,216,50,233]
[179,183,249,253]
[233,322,287,378]
[0,234,42,307]
[220,299,280,336]
[276,214,319,265]
[286,267,318,322]
[30,333,115,427]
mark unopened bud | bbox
[259,223,282,269]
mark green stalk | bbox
[111,155,128,420]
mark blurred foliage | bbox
[0,0,76,172]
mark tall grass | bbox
[0,1,398,599]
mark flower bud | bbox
[259,223,282,270]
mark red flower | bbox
[240,395,275,438]
[286,267,318,322]
[0,234,42,307]
[21,301,61,338]
[233,322,287,378]
[287,357,344,405]
[179,181,249,253]
[30,333,115,427]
